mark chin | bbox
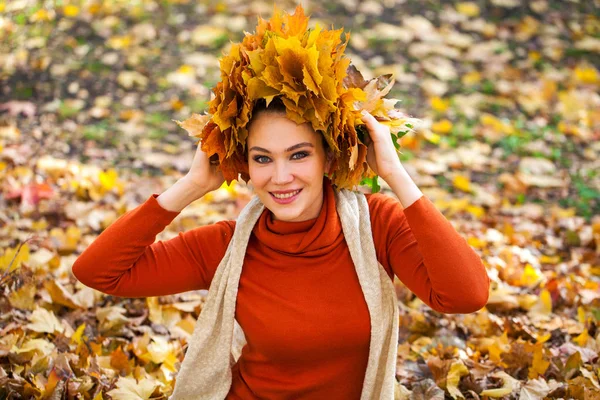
[269,206,301,222]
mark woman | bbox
[72,6,489,400]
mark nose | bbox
[272,161,293,185]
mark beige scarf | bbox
[170,188,399,400]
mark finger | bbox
[360,110,377,128]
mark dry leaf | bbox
[26,307,64,334]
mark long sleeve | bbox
[72,193,234,297]
[367,193,489,314]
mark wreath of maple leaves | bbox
[176,5,414,189]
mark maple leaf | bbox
[446,361,470,399]
[111,346,133,376]
[44,279,81,309]
[480,371,521,397]
[410,379,445,399]
[107,376,159,400]
[519,378,562,400]
[26,307,64,334]
[0,243,30,272]
[11,338,55,357]
[174,5,411,189]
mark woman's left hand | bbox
[360,110,402,182]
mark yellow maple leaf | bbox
[12,338,55,356]
[466,205,485,219]
[535,332,552,343]
[528,342,550,379]
[447,361,470,399]
[528,50,541,61]
[49,227,80,254]
[178,64,194,75]
[574,65,599,84]
[63,5,80,17]
[432,119,453,134]
[519,264,544,287]
[577,306,586,324]
[480,113,514,135]
[107,376,158,400]
[573,329,589,346]
[44,279,81,309]
[487,331,510,363]
[0,243,30,272]
[8,283,36,310]
[453,175,472,193]
[71,323,87,345]
[30,9,54,22]
[462,71,481,85]
[456,2,480,17]
[99,168,119,191]
[480,371,519,397]
[107,35,132,50]
[467,236,485,249]
[138,336,180,372]
[430,97,450,112]
[539,255,561,264]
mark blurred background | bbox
[1,0,600,398]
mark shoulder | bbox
[214,220,236,237]
[186,220,236,246]
[363,191,409,235]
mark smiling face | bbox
[247,112,332,222]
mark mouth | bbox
[270,189,302,204]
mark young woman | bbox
[72,7,489,400]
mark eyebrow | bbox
[248,142,314,154]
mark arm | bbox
[368,193,490,314]
[72,178,234,297]
[360,110,488,313]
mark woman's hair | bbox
[249,97,329,153]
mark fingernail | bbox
[361,110,368,116]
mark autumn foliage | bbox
[1,0,600,399]
[176,5,415,189]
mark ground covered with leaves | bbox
[1,0,599,399]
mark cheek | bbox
[249,165,269,187]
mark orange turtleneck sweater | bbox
[72,178,489,399]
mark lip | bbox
[270,189,302,204]
[271,189,302,194]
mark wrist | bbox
[379,164,406,183]
[157,177,207,213]
[180,175,209,197]
[381,166,423,208]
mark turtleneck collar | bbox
[251,178,344,256]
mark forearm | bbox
[401,198,489,313]
[157,176,208,212]
[72,193,181,294]
[381,165,423,208]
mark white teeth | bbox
[272,190,300,199]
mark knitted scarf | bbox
[170,188,399,399]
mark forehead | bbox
[247,113,318,148]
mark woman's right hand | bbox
[183,142,225,195]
